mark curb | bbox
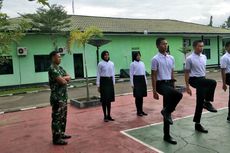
[0,104,49,115]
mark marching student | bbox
[185,40,217,133]
[97,50,115,122]
[151,38,183,145]
[130,51,148,116]
[220,41,230,122]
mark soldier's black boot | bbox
[53,139,68,145]
[62,134,72,139]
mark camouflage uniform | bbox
[48,64,68,141]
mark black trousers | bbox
[135,97,143,114]
[189,77,217,123]
[226,74,230,116]
[156,81,183,136]
[228,87,230,116]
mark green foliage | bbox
[0,15,31,53]
[36,0,49,6]
[21,4,70,33]
[221,16,230,29]
[68,26,103,50]
[0,0,48,64]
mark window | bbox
[34,55,51,72]
[0,56,13,75]
[183,39,191,47]
[203,39,210,46]
[203,49,211,59]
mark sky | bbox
[1,0,230,27]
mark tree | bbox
[68,27,103,101]
[21,4,71,50]
[0,0,31,64]
[30,0,49,6]
[208,16,213,27]
[221,16,230,29]
[0,0,48,64]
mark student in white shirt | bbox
[185,40,217,133]
[220,41,230,122]
[97,51,115,122]
[151,37,183,145]
[130,52,148,116]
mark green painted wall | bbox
[0,34,222,87]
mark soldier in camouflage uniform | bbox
[48,51,71,145]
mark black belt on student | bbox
[100,76,113,79]
[157,79,176,83]
[189,76,205,80]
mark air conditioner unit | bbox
[17,47,28,56]
[58,47,67,54]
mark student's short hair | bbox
[225,41,230,48]
[49,50,59,60]
[156,37,166,47]
[192,40,203,47]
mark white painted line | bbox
[20,107,37,111]
[120,131,164,153]
[123,107,228,132]
[0,112,4,115]
[121,107,228,152]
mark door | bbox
[73,54,84,78]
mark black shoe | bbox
[137,113,143,117]
[161,109,173,125]
[227,116,230,122]
[53,139,68,145]
[104,117,109,122]
[141,112,148,116]
[107,116,115,121]
[61,135,71,139]
[195,123,208,133]
[163,135,177,145]
[203,102,217,113]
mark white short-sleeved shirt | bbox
[185,52,207,77]
[129,60,147,86]
[220,52,230,74]
[96,60,115,87]
[151,52,175,80]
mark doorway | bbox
[73,54,84,78]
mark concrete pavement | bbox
[0,80,229,153]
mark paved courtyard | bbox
[0,76,229,153]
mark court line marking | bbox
[120,131,164,153]
[120,107,228,153]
